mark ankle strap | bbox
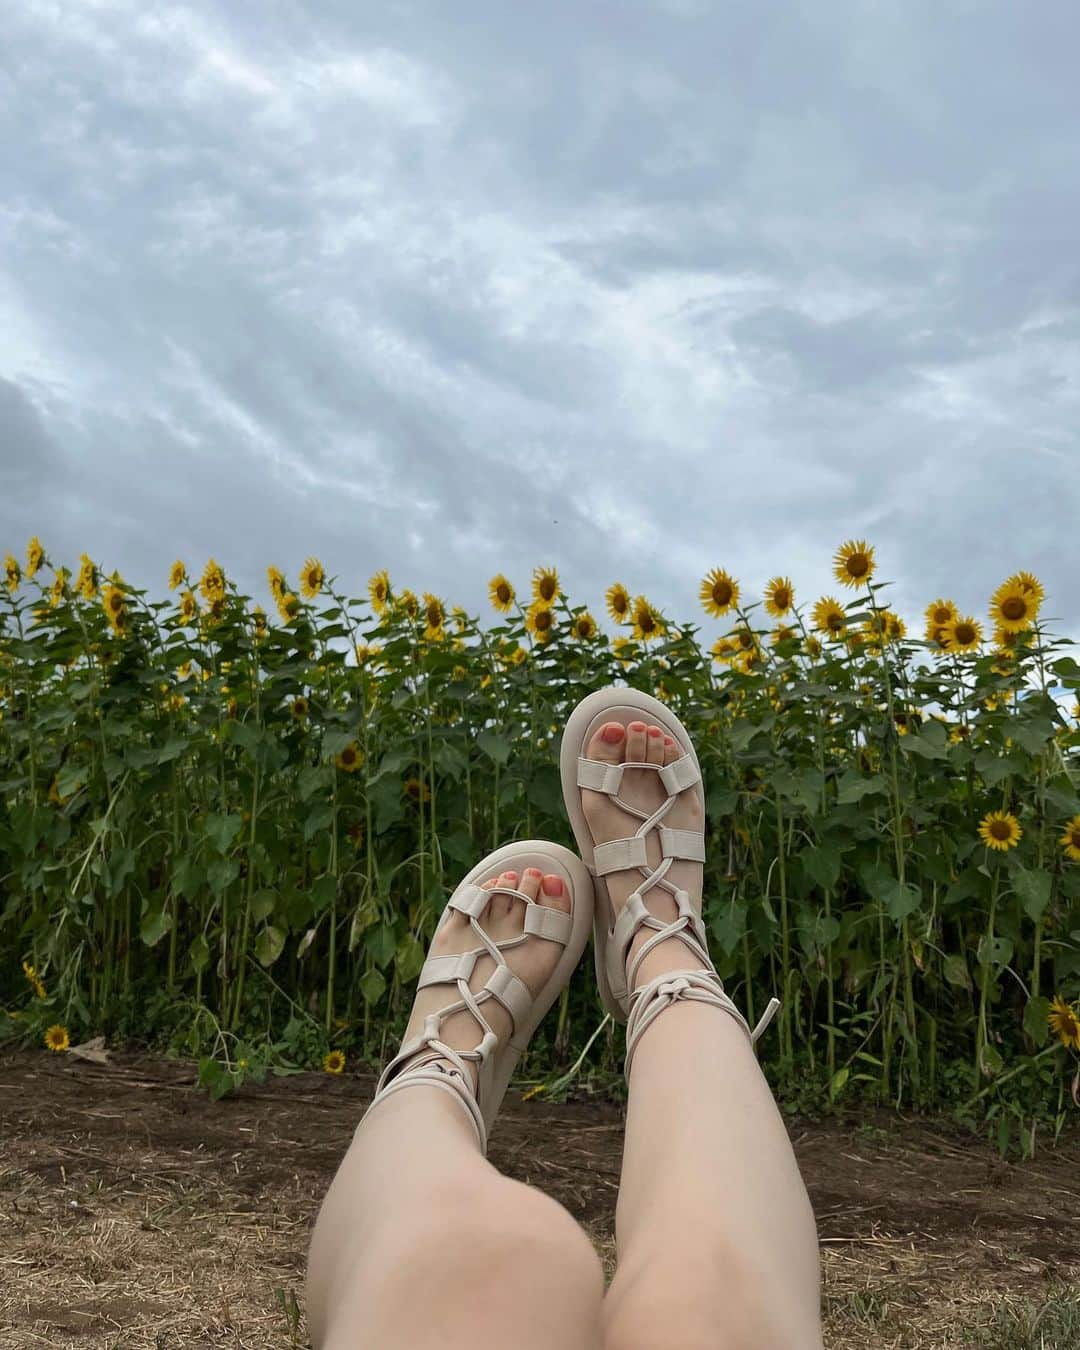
[364,1042,488,1153]
[624,969,780,1078]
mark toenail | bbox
[629,721,647,732]
[542,875,563,895]
[664,736,674,746]
[648,727,662,737]
[504,871,518,882]
[602,723,625,743]
[526,868,542,878]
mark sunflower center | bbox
[846,554,869,578]
[1070,828,1080,849]
[535,610,552,631]
[774,588,790,609]
[539,578,556,601]
[496,582,510,604]
[828,613,843,633]
[614,595,628,613]
[639,613,655,633]
[934,607,951,625]
[1001,596,1027,622]
[955,623,975,644]
[990,819,1011,840]
[712,581,733,606]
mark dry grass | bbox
[1,1051,1077,1348]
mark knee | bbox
[605,1244,820,1350]
[384,1172,603,1296]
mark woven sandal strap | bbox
[624,970,780,1077]
[367,1041,487,1151]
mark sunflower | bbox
[300,557,325,599]
[526,601,556,642]
[355,642,382,667]
[977,810,1022,852]
[1010,570,1046,605]
[102,584,126,634]
[1060,814,1080,863]
[22,961,46,999]
[771,624,797,647]
[532,566,560,606]
[422,592,446,640]
[606,582,631,625]
[403,776,432,803]
[512,645,527,665]
[76,553,99,600]
[251,606,268,640]
[396,588,419,619]
[199,558,226,604]
[572,611,597,640]
[732,625,757,653]
[368,569,390,614]
[993,625,1026,654]
[26,536,45,579]
[699,567,739,618]
[764,576,794,617]
[612,636,633,666]
[812,596,847,637]
[49,568,68,608]
[178,590,198,625]
[885,612,906,642]
[168,559,186,591]
[323,1050,346,1074]
[923,598,958,644]
[942,615,982,653]
[290,696,308,720]
[452,606,469,635]
[989,579,1039,633]
[488,573,515,613]
[278,591,300,624]
[833,539,876,589]
[4,554,21,593]
[711,636,737,665]
[44,1025,70,1053]
[1048,997,1080,1051]
[632,595,666,642]
[805,635,823,659]
[335,743,363,773]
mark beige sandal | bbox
[362,840,594,1153]
[559,686,779,1075]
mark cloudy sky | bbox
[2,0,1078,640]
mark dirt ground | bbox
[1,1051,1078,1349]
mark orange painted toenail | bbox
[602,723,625,743]
[526,868,542,878]
[542,875,563,895]
[629,721,647,732]
[648,727,662,737]
[504,872,518,882]
[664,736,674,745]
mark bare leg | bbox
[581,720,823,1350]
[306,868,605,1350]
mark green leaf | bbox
[56,763,89,799]
[706,786,738,822]
[803,845,842,892]
[251,889,276,923]
[477,729,511,765]
[140,907,172,947]
[828,1066,850,1101]
[979,1042,1004,1078]
[322,730,356,759]
[360,968,386,1003]
[366,922,397,967]
[836,772,887,805]
[977,934,1014,968]
[1010,718,1055,756]
[942,954,972,991]
[1023,995,1051,1047]
[304,802,335,842]
[206,857,240,895]
[204,812,242,854]
[395,934,425,983]
[311,874,337,914]
[255,925,286,967]
[901,723,949,760]
[189,934,211,974]
[1013,867,1053,921]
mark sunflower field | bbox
[3,537,1080,1144]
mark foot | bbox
[581,720,709,993]
[395,867,572,1093]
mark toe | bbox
[586,720,626,764]
[646,723,665,766]
[541,872,572,914]
[519,867,543,903]
[663,734,678,765]
[489,869,518,918]
[626,720,648,764]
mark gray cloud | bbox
[1,0,1078,644]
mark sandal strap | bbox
[368,1041,488,1152]
[624,970,781,1077]
[364,875,573,1154]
